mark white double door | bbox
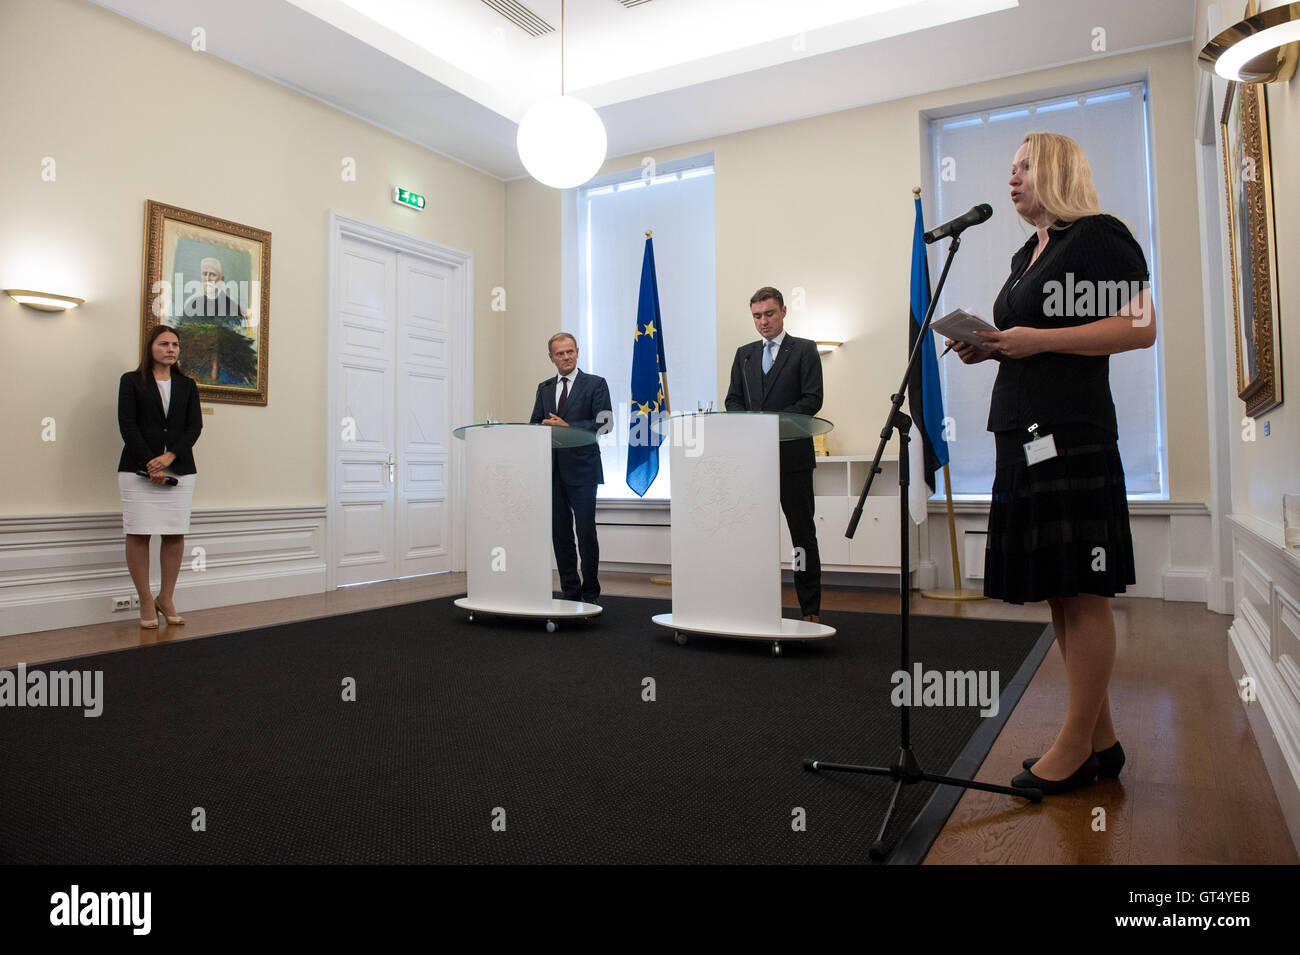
[331,233,455,586]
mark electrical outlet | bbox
[112,596,132,612]
[130,595,140,609]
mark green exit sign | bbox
[392,187,426,210]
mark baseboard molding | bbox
[1207,574,1235,615]
[602,562,671,576]
[1229,622,1300,858]
[1226,515,1300,857]
[0,507,327,638]
[1163,568,1209,603]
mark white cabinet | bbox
[777,455,918,576]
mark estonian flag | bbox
[908,195,950,525]
[627,236,667,497]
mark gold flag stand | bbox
[919,463,985,602]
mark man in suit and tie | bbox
[530,332,613,604]
[724,287,825,622]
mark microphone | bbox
[137,470,178,486]
[923,204,993,244]
[742,355,754,410]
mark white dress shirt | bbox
[762,330,787,368]
[554,370,578,409]
[156,376,172,415]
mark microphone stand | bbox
[802,233,1041,863]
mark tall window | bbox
[575,154,717,501]
[929,82,1166,498]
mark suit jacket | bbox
[117,370,203,474]
[724,334,824,473]
[529,369,612,486]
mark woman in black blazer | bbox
[118,325,202,628]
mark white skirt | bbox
[118,470,196,535]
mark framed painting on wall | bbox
[140,200,271,406]
[1220,67,1283,416]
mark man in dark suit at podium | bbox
[724,287,825,622]
[530,332,613,604]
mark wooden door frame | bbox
[325,211,473,590]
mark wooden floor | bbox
[2,571,1294,865]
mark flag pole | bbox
[913,187,984,602]
[945,465,962,590]
[643,228,674,588]
[647,231,672,416]
[920,463,984,600]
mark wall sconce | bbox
[1200,1,1300,83]
[5,289,85,312]
[816,341,843,355]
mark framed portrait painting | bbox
[1220,68,1283,416]
[141,200,271,406]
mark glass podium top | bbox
[453,422,599,449]
[650,411,833,441]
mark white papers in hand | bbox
[931,308,998,348]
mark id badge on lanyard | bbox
[1023,422,1058,466]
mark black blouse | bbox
[987,214,1149,437]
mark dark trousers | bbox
[552,477,599,602]
[780,468,821,616]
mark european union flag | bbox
[627,236,667,497]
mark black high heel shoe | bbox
[1023,741,1125,778]
[1011,753,1101,795]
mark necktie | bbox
[557,376,569,416]
[762,339,776,374]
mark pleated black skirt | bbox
[984,423,1136,605]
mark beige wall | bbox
[0,0,505,515]
[506,41,1212,501]
[504,172,562,416]
[1196,0,1300,534]
[2,0,1240,523]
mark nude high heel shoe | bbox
[154,599,184,626]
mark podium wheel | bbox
[546,620,557,633]
[673,632,687,646]
[772,642,782,657]
[466,613,474,624]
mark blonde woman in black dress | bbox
[118,325,202,628]
[946,132,1155,794]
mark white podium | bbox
[452,423,602,631]
[651,412,836,656]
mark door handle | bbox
[387,451,395,484]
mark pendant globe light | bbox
[516,0,607,188]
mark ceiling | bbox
[87,0,1197,180]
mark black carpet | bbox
[0,596,1048,864]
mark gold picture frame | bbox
[1219,24,1283,416]
[140,200,272,406]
